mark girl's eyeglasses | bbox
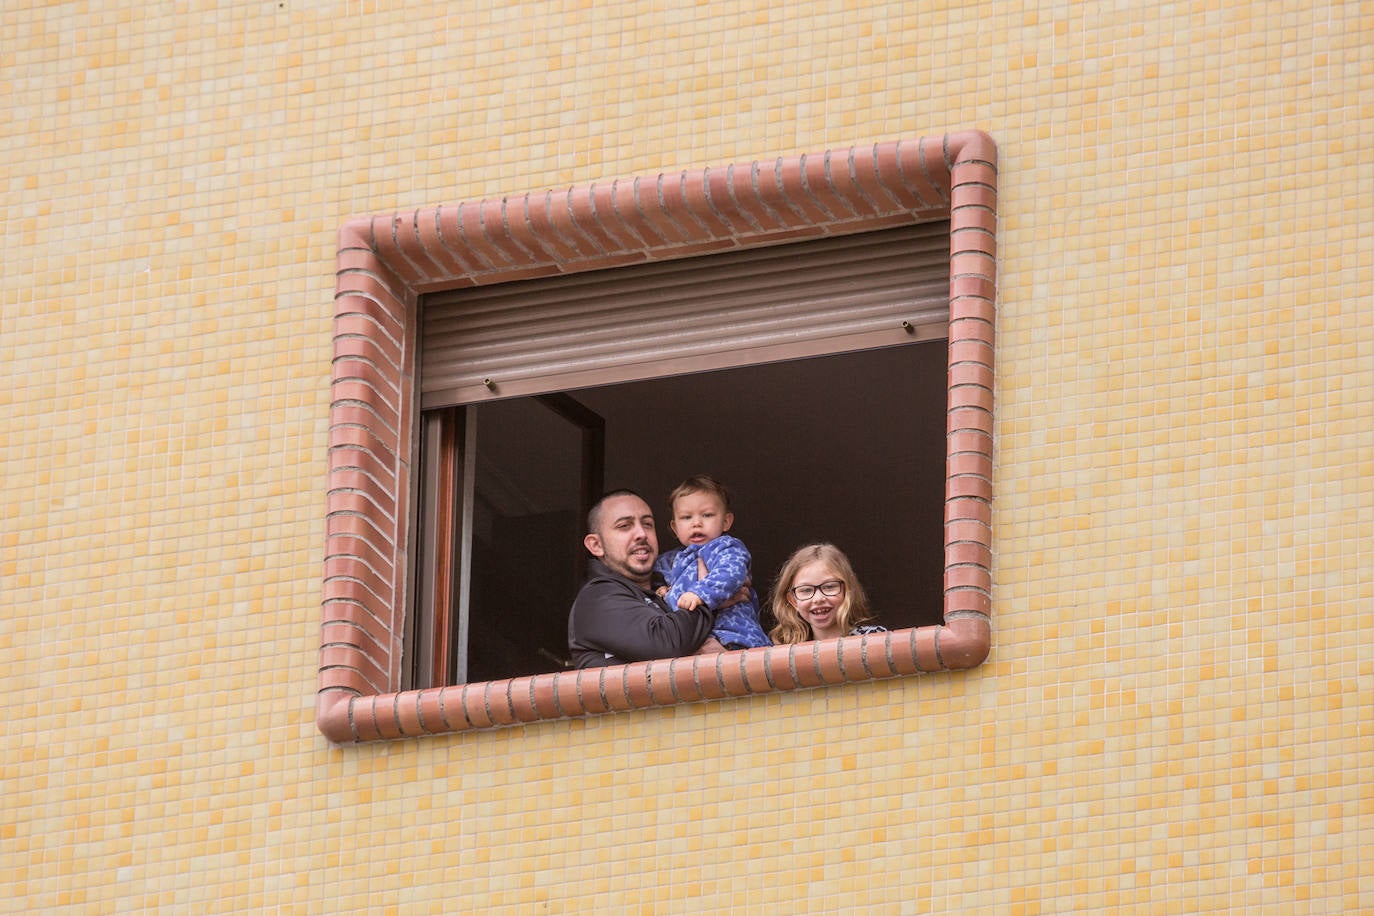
[789,580,844,601]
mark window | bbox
[412,223,952,688]
[319,132,997,741]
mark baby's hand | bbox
[677,591,705,611]
[655,585,669,598]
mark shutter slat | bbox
[421,222,950,407]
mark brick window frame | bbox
[317,131,997,743]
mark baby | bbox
[654,474,771,650]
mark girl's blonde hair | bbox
[767,543,873,644]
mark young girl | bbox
[768,543,886,644]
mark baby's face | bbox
[669,491,733,547]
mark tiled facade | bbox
[4,1,1371,911]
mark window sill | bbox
[317,619,989,741]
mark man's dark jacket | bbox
[568,558,717,668]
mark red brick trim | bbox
[319,131,997,742]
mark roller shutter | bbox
[420,221,950,408]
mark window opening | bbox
[413,339,947,689]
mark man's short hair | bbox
[667,474,731,512]
[586,488,648,534]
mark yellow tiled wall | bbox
[4,1,1370,911]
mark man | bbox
[567,489,719,668]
